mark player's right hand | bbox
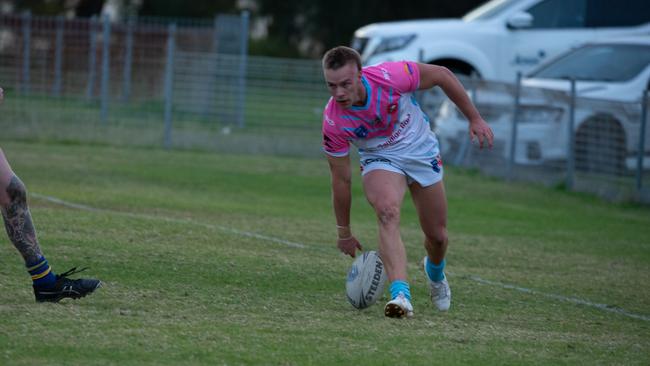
[0,86,4,103]
[469,117,493,149]
[337,236,363,257]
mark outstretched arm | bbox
[327,154,362,257]
[417,63,494,149]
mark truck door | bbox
[501,0,594,82]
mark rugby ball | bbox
[345,250,388,309]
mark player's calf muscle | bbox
[1,175,43,263]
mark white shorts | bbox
[359,135,443,187]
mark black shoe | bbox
[33,267,101,303]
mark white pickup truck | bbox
[351,0,650,82]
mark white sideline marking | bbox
[470,276,650,322]
[31,193,306,249]
[32,193,649,322]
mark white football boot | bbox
[423,257,451,311]
[384,292,414,318]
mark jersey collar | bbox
[350,75,371,111]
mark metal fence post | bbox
[21,11,31,95]
[566,78,576,190]
[100,15,111,124]
[52,16,64,96]
[636,89,648,192]
[122,17,134,102]
[454,74,478,166]
[87,16,98,99]
[212,15,220,51]
[163,23,177,149]
[507,72,522,180]
[414,48,425,107]
[236,11,249,128]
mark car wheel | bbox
[574,115,626,175]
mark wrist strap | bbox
[336,225,349,229]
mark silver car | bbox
[434,36,650,174]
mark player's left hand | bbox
[469,117,493,149]
[0,86,4,104]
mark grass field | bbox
[0,140,649,365]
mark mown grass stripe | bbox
[31,192,311,249]
[32,192,650,323]
[469,275,650,322]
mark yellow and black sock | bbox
[27,256,57,288]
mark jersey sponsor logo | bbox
[431,154,442,173]
[354,125,369,138]
[361,157,392,166]
[376,113,411,149]
[380,67,391,81]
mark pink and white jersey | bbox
[322,61,434,157]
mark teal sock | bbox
[425,257,446,282]
[27,256,56,288]
[389,280,411,301]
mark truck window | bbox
[586,0,650,27]
[527,0,587,28]
[530,44,650,82]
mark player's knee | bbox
[1,175,27,208]
[426,228,448,247]
[374,203,400,226]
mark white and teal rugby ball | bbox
[345,250,387,309]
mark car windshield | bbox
[463,0,519,22]
[530,44,650,82]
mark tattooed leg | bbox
[1,175,44,264]
[0,152,100,299]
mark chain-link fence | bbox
[0,12,328,156]
[1,12,648,203]
[431,76,650,203]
